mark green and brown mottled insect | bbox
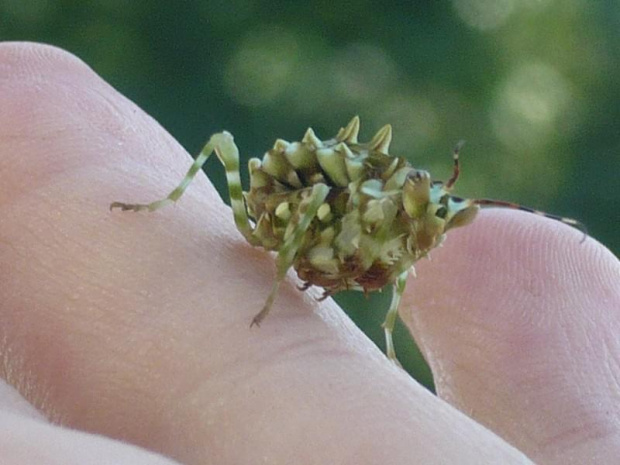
[111,117,584,362]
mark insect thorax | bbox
[243,118,479,295]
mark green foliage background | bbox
[2,0,618,388]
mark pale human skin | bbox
[0,42,619,464]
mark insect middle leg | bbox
[382,270,409,363]
[251,183,330,327]
[111,131,259,245]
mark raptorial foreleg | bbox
[251,183,330,327]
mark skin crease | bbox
[0,42,618,464]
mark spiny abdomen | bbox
[244,117,424,292]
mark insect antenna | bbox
[445,140,466,190]
[472,198,588,242]
[443,141,587,241]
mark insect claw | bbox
[317,289,333,301]
[368,124,392,154]
[110,202,145,212]
[571,220,589,243]
[250,300,273,327]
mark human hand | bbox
[1,42,618,464]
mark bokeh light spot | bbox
[200,0,256,27]
[331,43,397,105]
[452,0,515,31]
[224,28,299,107]
[376,93,439,156]
[491,62,573,148]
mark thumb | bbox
[402,209,620,464]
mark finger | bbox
[0,42,532,464]
[1,375,178,465]
[0,380,44,420]
[0,408,181,464]
[403,209,620,464]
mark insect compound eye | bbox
[407,170,427,183]
[402,169,432,219]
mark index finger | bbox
[0,42,530,464]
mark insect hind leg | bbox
[473,198,587,241]
[251,183,330,327]
[111,131,258,245]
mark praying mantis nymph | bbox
[111,117,585,362]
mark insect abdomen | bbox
[244,119,424,294]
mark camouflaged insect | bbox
[111,117,584,362]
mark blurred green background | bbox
[2,0,618,388]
